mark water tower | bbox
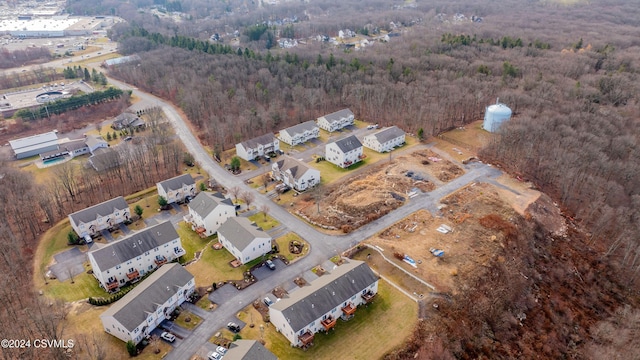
[483,98,512,132]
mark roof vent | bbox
[332,291,335,296]
[311,304,314,308]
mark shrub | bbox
[126,340,137,356]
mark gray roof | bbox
[217,217,270,252]
[100,263,193,332]
[239,133,277,151]
[157,174,195,193]
[188,191,234,219]
[280,120,317,138]
[270,260,378,332]
[112,112,145,128]
[371,126,405,143]
[104,55,141,67]
[85,135,107,149]
[89,147,120,171]
[224,340,278,360]
[89,221,178,272]
[9,131,59,155]
[331,135,362,153]
[273,156,312,181]
[62,139,89,151]
[320,108,354,124]
[69,196,129,226]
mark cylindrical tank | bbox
[483,103,512,132]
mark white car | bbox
[160,332,176,342]
[208,351,222,360]
[216,346,227,355]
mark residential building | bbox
[217,217,272,265]
[223,340,278,360]
[100,263,194,344]
[317,109,354,132]
[362,126,406,153]
[84,135,109,154]
[40,139,87,161]
[157,174,196,204]
[69,196,130,239]
[235,133,280,161]
[111,112,145,130]
[87,221,186,292]
[88,147,120,172]
[184,192,236,237]
[325,135,364,168]
[9,131,59,159]
[271,156,320,192]
[278,120,319,146]
[269,260,379,348]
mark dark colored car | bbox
[227,322,241,333]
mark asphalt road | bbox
[106,77,504,359]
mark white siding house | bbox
[87,221,186,292]
[278,120,319,146]
[69,196,130,238]
[317,109,354,132]
[184,192,236,237]
[235,133,280,161]
[362,126,406,153]
[217,217,272,264]
[157,174,196,204]
[100,263,194,344]
[269,260,378,348]
[271,156,320,192]
[325,135,363,168]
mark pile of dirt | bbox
[410,149,464,183]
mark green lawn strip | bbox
[248,213,280,231]
[176,221,216,263]
[196,296,213,311]
[44,270,104,302]
[174,310,202,330]
[274,233,309,262]
[309,158,367,184]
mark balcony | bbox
[105,280,119,291]
[298,330,315,347]
[154,256,167,266]
[174,247,186,257]
[321,316,337,331]
[126,269,140,281]
[362,291,376,304]
[341,303,356,316]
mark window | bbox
[119,279,125,284]
[128,268,134,273]
[115,265,121,269]
[148,265,153,270]
[144,251,149,256]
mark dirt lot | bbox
[293,149,464,231]
[366,182,522,293]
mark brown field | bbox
[293,149,463,231]
[366,182,523,293]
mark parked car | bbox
[263,155,271,162]
[227,322,241,333]
[216,346,228,355]
[265,259,276,270]
[160,332,175,342]
[208,351,222,360]
[263,297,274,307]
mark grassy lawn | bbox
[184,241,243,288]
[248,213,280,231]
[176,221,216,263]
[275,233,309,262]
[220,148,258,172]
[197,296,214,311]
[309,158,367,184]
[232,280,417,360]
[43,270,105,302]
[174,310,202,330]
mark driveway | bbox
[251,258,285,281]
[49,247,86,281]
[208,284,240,305]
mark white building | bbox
[278,120,319,146]
[235,133,280,161]
[9,131,59,159]
[362,126,406,153]
[325,135,363,168]
[157,174,196,204]
[100,263,194,344]
[184,192,236,237]
[269,260,379,348]
[87,221,186,292]
[217,217,272,264]
[271,156,320,192]
[69,196,130,239]
[317,109,355,132]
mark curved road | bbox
[108,77,503,359]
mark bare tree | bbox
[259,203,270,220]
[229,186,241,203]
[240,191,255,209]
